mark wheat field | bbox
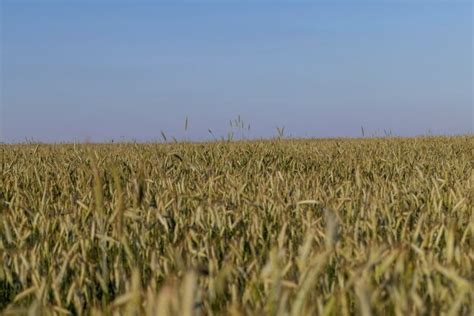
[0,136,472,315]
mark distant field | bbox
[1,136,472,315]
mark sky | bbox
[1,0,472,142]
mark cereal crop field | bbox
[0,136,472,315]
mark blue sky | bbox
[1,0,472,142]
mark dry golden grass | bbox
[0,136,473,315]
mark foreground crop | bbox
[1,137,473,315]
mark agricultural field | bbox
[0,136,472,315]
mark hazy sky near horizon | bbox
[1,0,472,142]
